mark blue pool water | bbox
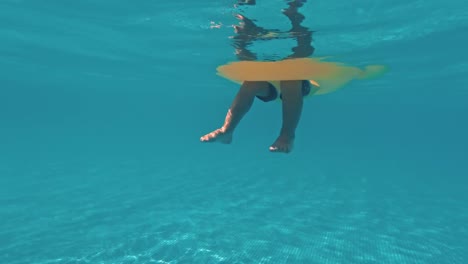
[1,0,467,263]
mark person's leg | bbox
[200,81,273,143]
[269,80,303,153]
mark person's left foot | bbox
[269,135,294,153]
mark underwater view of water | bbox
[1,0,467,263]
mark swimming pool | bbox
[1,0,467,263]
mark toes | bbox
[200,134,214,142]
[269,144,292,153]
[200,129,230,143]
[269,145,283,152]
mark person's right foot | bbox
[269,135,294,153]
[200,128,233,144]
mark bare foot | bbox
[200,128,233,144]
[269,135,294,153]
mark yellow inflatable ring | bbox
[216,57,387,96]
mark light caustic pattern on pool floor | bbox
[0,156,466,264]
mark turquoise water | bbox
[1,0,468,263]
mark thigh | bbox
[279,80,312,99]
[241,81,278,102]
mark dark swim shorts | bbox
[256,80,312,102]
